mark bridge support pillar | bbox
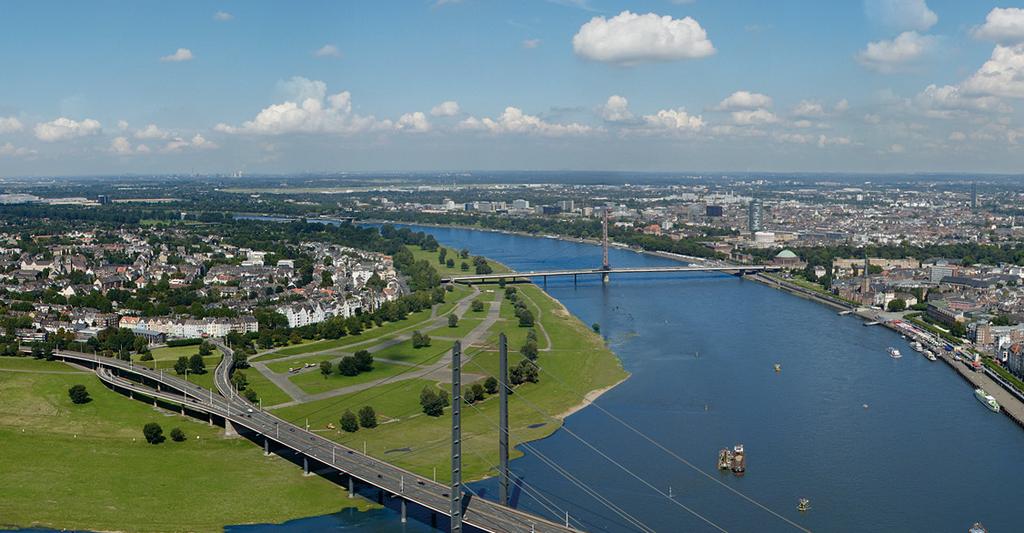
[498,333,510,507]
[431,512,437,528]
[377,489,384,504]
[451,341,463,533]
[209,413,213,426]
[264,437,269,456]
[573,274,577,287]
[401,499,407,523]
[602,271,610,284]
[348,476,355,498]
[180,404,185,415]
[303,455,310,476]
[543,275,547,289]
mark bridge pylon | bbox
[601,208,611,284]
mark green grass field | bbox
[0,357,374,532]
[268,282,628,483]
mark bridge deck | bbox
[443,264,776,283]
[51,349,576,533]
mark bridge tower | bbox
[498,333,510,506]
[451,341,463,533]
[601,208,610,284]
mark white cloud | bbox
[430,101,461,117]
[949,131,967,141]
[572,11,715,65]
[117,120,129,131]
[110,136,150,155]
[972,8,1024,43]
[396,112,431,132]
[792,100,825,117]
[458,107,592,136]
[522,39,542,49]
[601,95,634,122]
[857,31,935,72]
[313,44,342,58]
[216,80,398,135]
[864,113,882,124]
[163,134,217,152]
[34,117,101,142]
[0,116,23,134]
[714,91,773,111]
[731,109,778,125]
[888,143,906,153]
[865,0,937,31]
[160,48,194,63]
[642,108,705,132]
[914,84,1010,117]
[834,99,850,113]
[962,44,1024,99]
[213,11,233,21]
[134,124,169,140]
[0,142,32,157]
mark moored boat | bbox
[888,347,902,358]
[974,388,1000,412]
[797,498,811,512]
[924,350,937,361]
[718,448,733,470]
[731,444,745,475]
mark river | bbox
[226,221,1024,531]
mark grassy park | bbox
[0,356,373,532]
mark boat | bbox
[974,388,1001,412]
[797,498,811,512]
[773,363,782,372]
[731,444,746,475]
[717,448,733,470]
[924,350,937,361]
[911,341,924,352]
[888,347,902,359]
[969,522,987,533]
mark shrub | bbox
[170,427,186,442]
[143,422,164,444]
[68,384,91,404]
[340,410,359,432]
[358,406,377,428]
[484,376,498,394]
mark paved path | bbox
[265,291,502,408]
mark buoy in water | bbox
[863,403,869,409]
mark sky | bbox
[2,0,1024,176]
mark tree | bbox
[353,350,374,372]
[592,323,600,333]
[340,410,359,432]
[460,261,469,271]
[243,388,259,403]
[170,427,186,442]
[448,314,459,328]
[198,341,213,356]
[420,386,447,417]
[231,370,249,391]
[520,341,539,360]
[320,360,333,377]
[338,356,359,376]
[232,350,250,369]
[143,422,164,444]
[173,356,189,375]
[321,270,333,287]
[188,353,206,374]
[471,300,485,312]
[887,298,907,312]
[950,321,967,338]
[465,383,486,404]
[412,331,431,348]
[68,384,91,404]
[446,258,455,268]
[517,308,535,327]
[358,405,378,428]
[484,376,498,394]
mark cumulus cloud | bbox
[949,131,967,141]
[857,31,935,72]
[396,112,431,132]
[714,91,773,111]
[0,142,33,157]
[458,107,592,136]
[834,99,850,113]
[0,116,23,134]
[163,134,217,152]
[792,100,826,117]
[572,11,715,65]
[642,108,705,132]
[601,95,634,122]
[161,48,194,62]
[34,117,101,142]
[972,8,1024,43]
[216,78,409,135]
[213,11,233,21]
[962,44,1024,99]
[915,84,1010,117]
[522,39,542,49]
[313,44,342,58]
[430,101,461,117]
[110,136,151,155]
[864,0,937,31]
[731,109,778,125]
[134,124,169,140]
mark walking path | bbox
[263,290,502,408]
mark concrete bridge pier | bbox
[400,498,407,523]
[602,271,610,284]
[543,276,547,289]
[431,512,437,528]
[377,488,384,504]
[303,455,310,476]
[573,274,577,287]
[348,476,355,498]
[263,437,270,456]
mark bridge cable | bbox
[460,399,655,533]
[524,358,813,533]
[460,355,729,533]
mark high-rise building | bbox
[557,200,575,212]
[971,182,978,210]
[747,199,763,233]
[706,205,723,217]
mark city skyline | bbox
[3,0,1024,175]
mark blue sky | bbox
[1,0,1023,176]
